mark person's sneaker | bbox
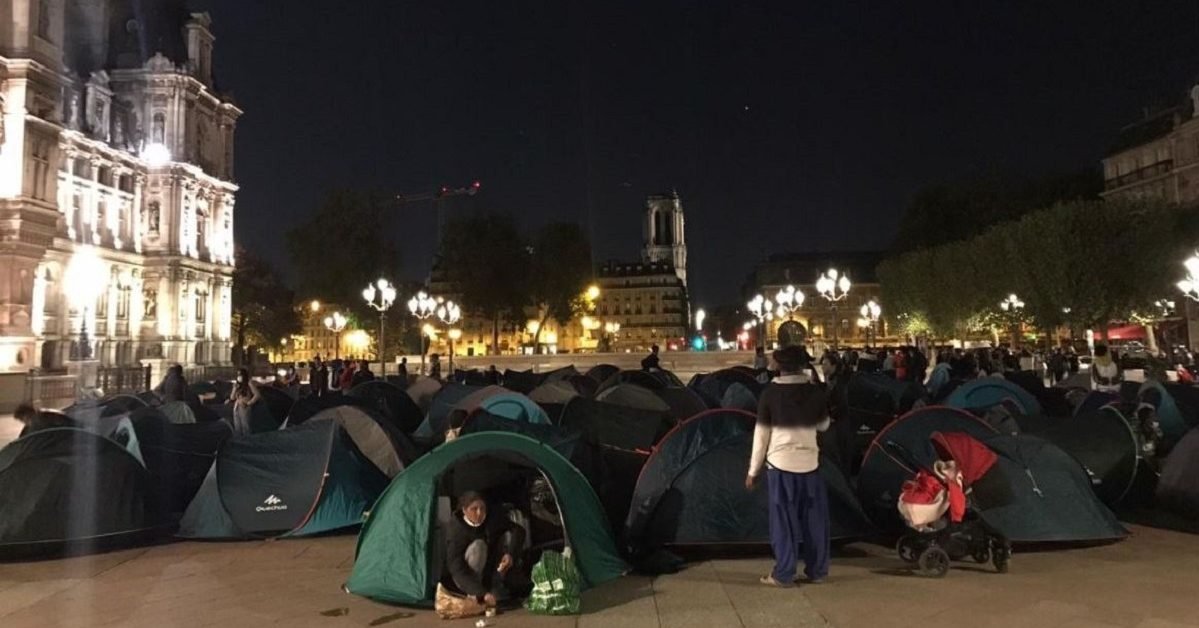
[759,575,794,588]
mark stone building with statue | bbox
[0,1,240,405]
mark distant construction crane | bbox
[395,181,481,240]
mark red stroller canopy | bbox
[931,431,998,488]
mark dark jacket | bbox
[641,353,661,371]
[350,368,375,388]
[443,510,524,599]
[155,371,188,403]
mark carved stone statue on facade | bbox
[147,201,160,233]
[143,288,157,318]
[67,92,80,130]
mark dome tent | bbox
[348,380,424,434]
[596,383,671,414]
[413,384,489,440]
[585,364,620,384]
[945,378,1042,418]
[177,420,389,539]
[653,387,709,423]
[624,409,873,552]
[1036,405,1144,508]
[478,392,552,425]
[858,406,1126,543]
[404,376,443,414]
[1157,426,1199,518]
[128,412,233,515]
[0,428,162,557]
[346,432,627,606]
[306,405,418,478]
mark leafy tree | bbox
[879,197,1197,346]
[528,222,594,353]
[285,190,401,308]
[438,212,530,355]
[231,248,301,366]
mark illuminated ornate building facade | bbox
[0,2,240,379]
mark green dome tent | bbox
[346,432,627,606]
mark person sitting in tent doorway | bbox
[746,345,831,588]
[443,491,527,608]
[228,368,262,436]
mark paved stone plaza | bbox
[1,524,1196,628]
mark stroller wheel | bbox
[896,536,920,564]
[916,547,950,578]
[992,542,1011,574]
[972,547,991,564]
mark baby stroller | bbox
[891,431,1012,577]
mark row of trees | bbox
[273,190,595,357]
[438,213,594,354]
[878,197,1199,340]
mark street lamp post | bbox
[407,291,438,375]
[774,285,805,320]
[999,293,1025,350]
[603,321,621,352]
[323,311,347,360]
[437,300,462,373]
[447,328,462,373]
[816,269,852,349]
[747,294,775,349]
[860,299,881,348]
[1177,253,1199,302]
[363,278,397,377]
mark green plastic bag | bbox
[523,548,582,615]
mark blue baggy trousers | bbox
[767,466,830,582]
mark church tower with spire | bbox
[641,191,687,287]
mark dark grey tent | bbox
[256,385,295,426]
[543,365,580,382]
[177,419,389,539]
[597,370,671,394]
[307,405,417,478]
[721,382,758,412]
[624,409,874,552]
[690,369,762,408]
[847,372,924,433]
[0,428,161,557]
[460,410,581,461]
[348,380,424,434]
[1035,405,1144,508]
[596,383,672,414]
[129,411,233,515]
[557,397,667,527]
[559,397,669,452]
[585,364,620,384]
[285,392,362,426]
[653,387,709,423]
[1157,426,1199,518]
[857,406,1127,543]
[414,383,485,440]
[502,369,545,394]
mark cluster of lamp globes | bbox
[745,268,862,323]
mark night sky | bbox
[191,1,1199,306]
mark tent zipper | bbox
[1024,467,1043,497]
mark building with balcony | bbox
[742,251,886,348]
[0,2,240,387]
[594,259,688,352]
[1101,85,1199,203]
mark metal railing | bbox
[24,370,77,407]
[183,365,239,383]
[1105,160,1173,191]
[97,365,151,395]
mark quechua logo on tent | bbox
[257,494,288,512]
